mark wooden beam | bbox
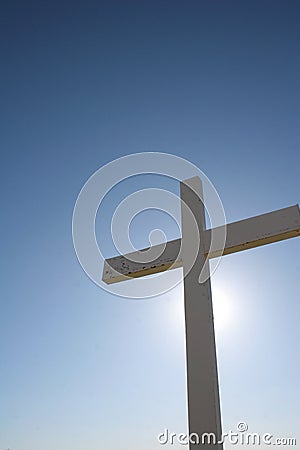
[102,239,182,284]
[180,176,223,449]
[102,204,300,284]
[207,204,300,258]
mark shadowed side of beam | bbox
[102,204,300,284]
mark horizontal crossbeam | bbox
[102,204,300,284]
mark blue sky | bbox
[1,1,299,449]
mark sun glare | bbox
[211,286,235,332]
[164,282,235,336]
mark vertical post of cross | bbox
[180,177,223,449]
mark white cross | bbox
[102,176,300,449]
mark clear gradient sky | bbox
[1,1,300,449]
